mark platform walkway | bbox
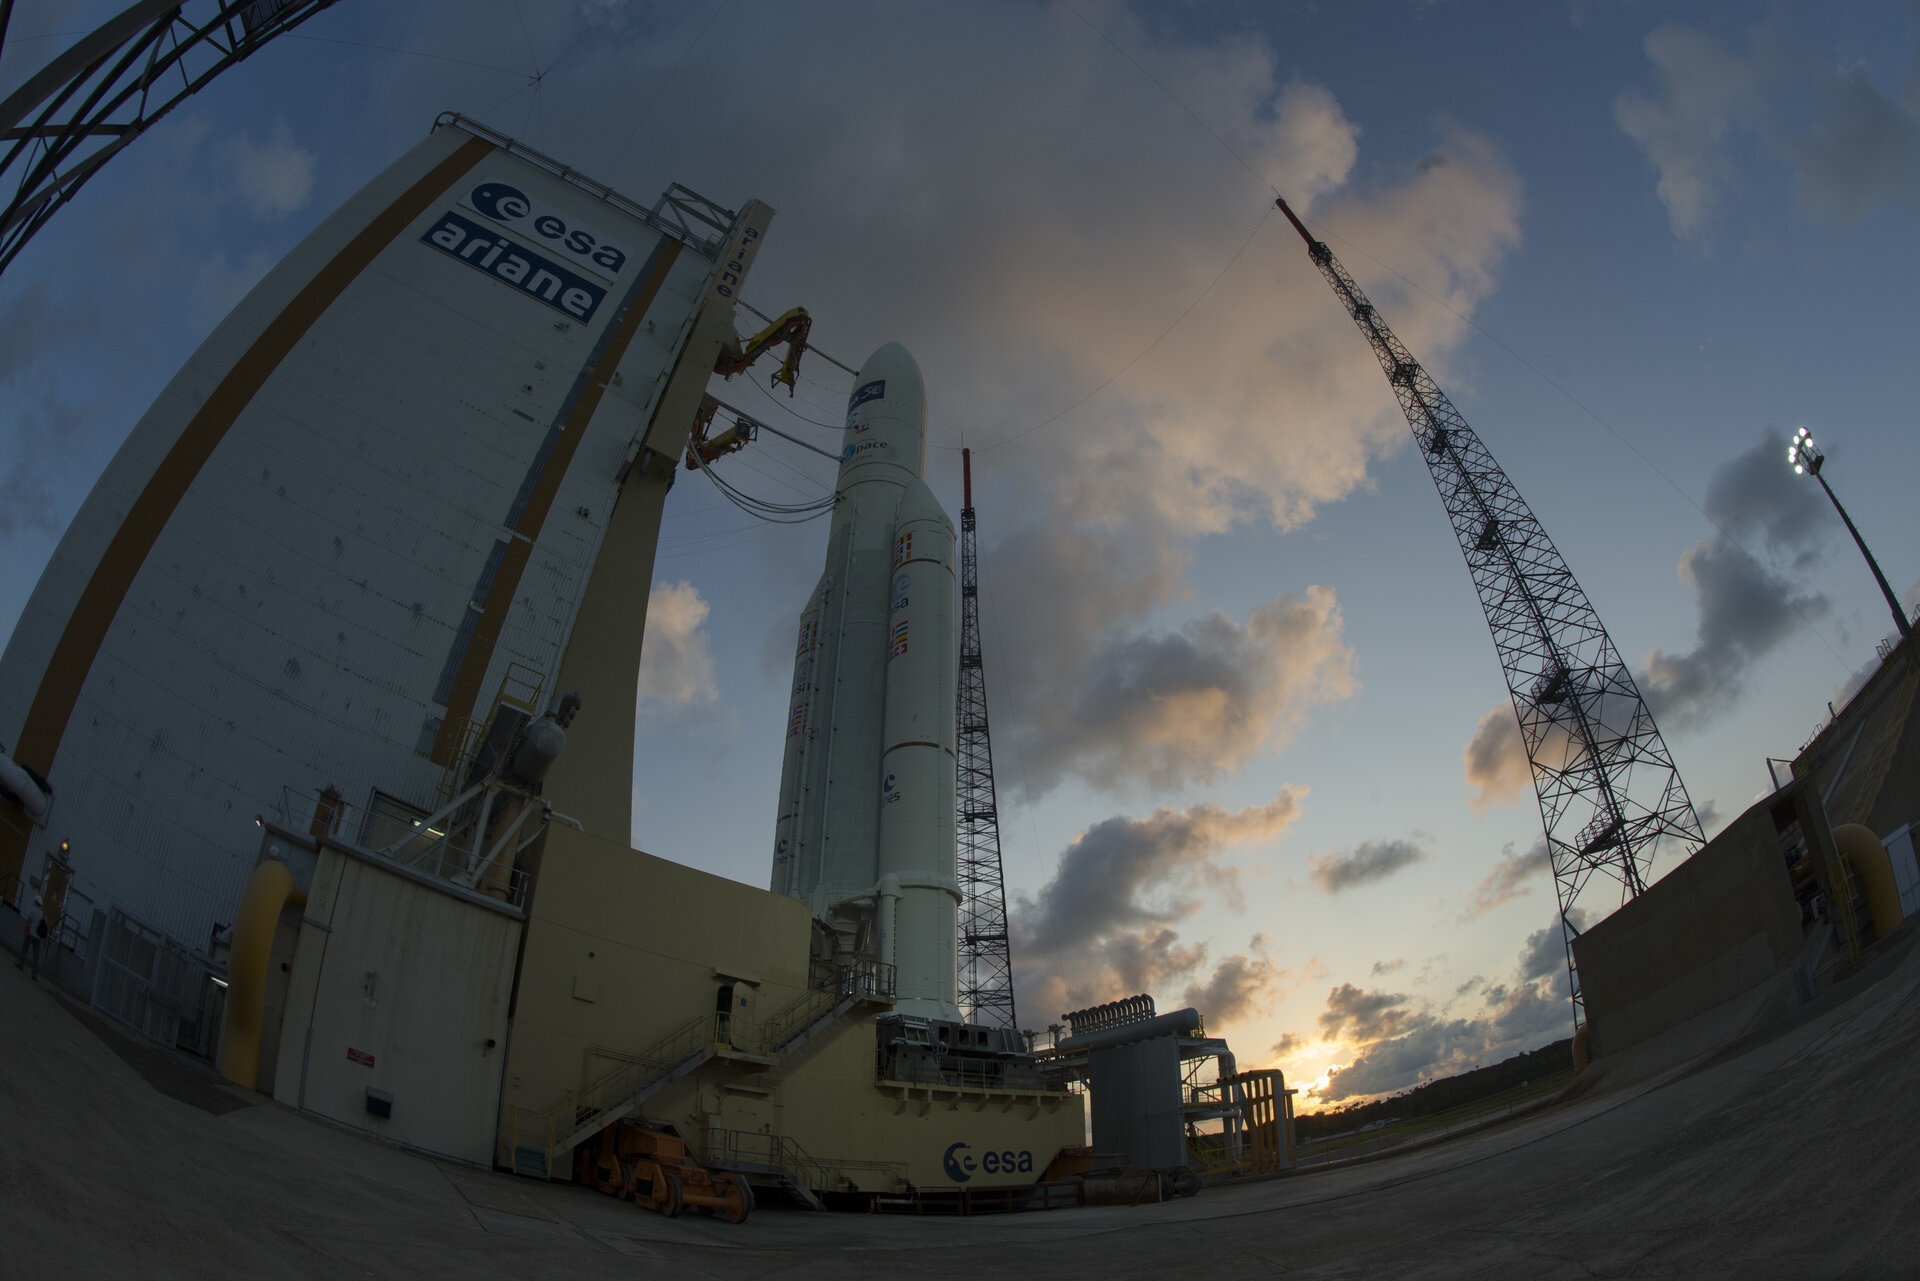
[4,931,1920,1278]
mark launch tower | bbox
[1276,198,1705,1026]
[955,449,1017,1030]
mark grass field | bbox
[1294,1069,1578,1166]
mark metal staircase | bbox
[509,1010,718,1180]
[506,963,896,1181]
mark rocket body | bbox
[772,343,960,1023]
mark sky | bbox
[3,0,1918,1109]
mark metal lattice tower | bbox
[956,448,1017,1029]
[0,0,342,278]
[1276,199,1705,1026]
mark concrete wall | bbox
[274,843,521,1166]
[1796,638,1920,841]
[1575,788,1810,1059]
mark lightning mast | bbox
[955,448,1017,1029]
[1275,198,1704,1026]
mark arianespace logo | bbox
[942,1142,1035,1183]
[421,212,607,322]
[460,178,631,281]
[840,439,887,462]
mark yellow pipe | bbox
[1833,823,1903,944]
[216,858,307,1090]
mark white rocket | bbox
[772,343,960,1024]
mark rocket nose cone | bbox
[894,475,952,534]
[853,342,925,415]
[843,341,928,478]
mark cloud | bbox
[1307,918,1581,1102]
[1461,838,1551,919]
[1017,587,1357,795]
[1013,791,1304,1016]
[1317,983,1417,1043]
[1614,25,1762,240]
[637,9,1522,800]
[1271,1030,1306,1058]
[1463,699,1530,811]
[0,283,97,540]
[1371,957,1405,976]
[1017,792,1302,952]
[1616,19,1920,241]
[1182,951,1283,1026]
[1640,428,1831,728]
[224,121,317,217]
[1515,916,1569,984]
[1785,61,1920,225]
[636,580,718,709]
[1307,837,1425,894]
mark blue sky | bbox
[3,1,1917,1106]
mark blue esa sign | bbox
[942,1142,1035,1183]
[421,211,606,323]
[461,177,630,281]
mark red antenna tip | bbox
[1274,196,1316,247]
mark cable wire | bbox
[1058,0,1280,199]
[981,204,1273,450]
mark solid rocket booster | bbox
[772,342,960,1023]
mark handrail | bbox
[703,1125,907,1194]
[757,960,896,1054]
[512,960,900,1170]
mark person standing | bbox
[17,896,46,980]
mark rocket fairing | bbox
[772,343,960,1022]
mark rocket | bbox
[771,343,960,1023]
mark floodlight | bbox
[1787,429,1910,642]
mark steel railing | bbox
[703,1126,907,1195]
[509,962,897,1175]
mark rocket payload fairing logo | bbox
[846,379,886,429]
[893,533,913,567]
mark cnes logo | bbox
[461,178,631,281]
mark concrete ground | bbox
[5,939,1919,1280]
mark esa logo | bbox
[943,1142,1035,1183]
[460,178,630,281]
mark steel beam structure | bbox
[0,0,341,277]
[1276,199,1705,1027]
[955,448,1017,1029]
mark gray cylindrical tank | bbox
[507,717,567,785]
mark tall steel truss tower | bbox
[1275,199,1705,1026]
[0,0,341,277]
[955,448,1017,1029]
